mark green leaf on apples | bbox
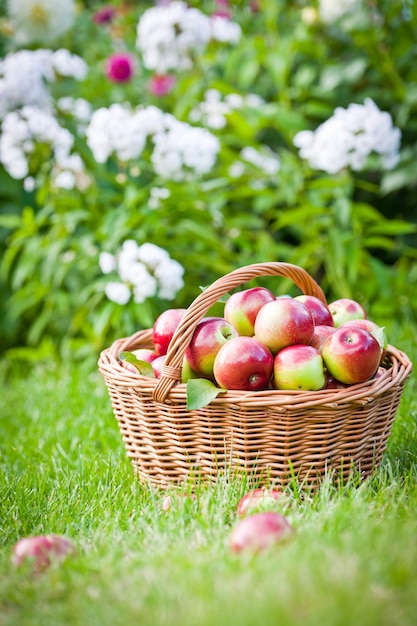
[186,378,227,410]
[119,351,155,377]
[371,327,387,352]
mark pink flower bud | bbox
[105,53,135,83]
[93,6,116,24]
[148,74,176,97]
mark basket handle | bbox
[153,262,326,403]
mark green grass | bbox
[0,321,416,626]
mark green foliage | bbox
[0,0,416,361]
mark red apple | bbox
[230,512,294,554]
[152,308,187,356]
[185,317,239,380]
[339,319,387,359]
[224,287,276,336]
[254,299,315,355]
[325,376,349,390]
[213,336,273,391]
[11,535,76,571]
[151,354,167,378]
[273,345,326,391]
[322,326,381,385]
[237,489,283,517]
[328,298,367,327]
[310,325,337,353]
[294,295,334,326]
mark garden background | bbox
[0,1,416,625]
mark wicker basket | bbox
[98,262,412,489]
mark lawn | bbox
[0,320,416,626]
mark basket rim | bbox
[98,328,413,411]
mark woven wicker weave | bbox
[98,262,412,488]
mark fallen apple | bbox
[224,287,276,336]
[322,326,381,385]
[294,295,334,327]
[152,308,187,356]
[273,345,326,391]
[213,336,274,391]
[185,317,239,380]
[230,512,294,554]
[328,298,367,327]
[11,535,76,571]
[237,488,283,517]
[254,298,315,355]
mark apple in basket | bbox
[224,287,276,336]
[339,319,387,360]
[152,308,187,356]
[185,317,239,380]
[254,298,315,355]
[213,336,274,391]
[273,344,326,391]
[328,298,367,327]
[322,326,381,385]
[230,512,294,554]
[309,324,337,353]
[294,295,334,327]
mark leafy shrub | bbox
[0,0,416,362]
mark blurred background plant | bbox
[0,0,416,365]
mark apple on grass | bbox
[213,336,273,391]
[273,345,326,391]
[328,298,367,327]
[230,512,294,554]
[294,295,334,327]
[224,287,276,336]
[237,489,283,517]
[322,326,381,385]
[12,535,76,571]
[152,308,187,356]
[185,317,238,380]
[254,298,315,355]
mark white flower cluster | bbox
[189,89,264,130]
[86,104,220,181]
[7,0,76,45]
[240,146,281,175]
[99,240,185,305]
[0,48,88,118]
[136,1,241,73]
[318,0,361,23]
[293,98,401,174]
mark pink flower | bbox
[105,53,135,83]
[213,0,232,18]
[148,74,176,97]
[93,6,116,24]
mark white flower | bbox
[293,98,401,174]
[54,170,75,189]
[151,119,220,180]
[0,106,75,180]
[52,49,88,80]
[105,282,131,305]
[136,1,212,73]
[319,0,361,23]
[0,48,87,118]
[6,0,76,45]
[86,104,148,163]
[210,16,241,44]
[99,252,117,275]
[100,240,184,304]
[241,146,281,175]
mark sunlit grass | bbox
[0,321,415,626]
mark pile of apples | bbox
[120,286,388,392]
